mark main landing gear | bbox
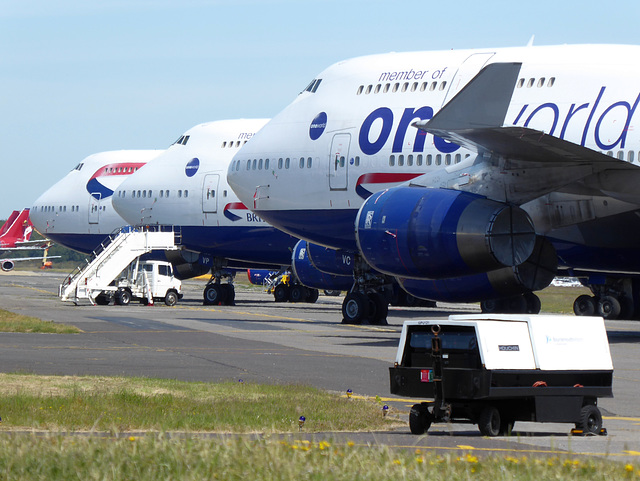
[202,260,236,306]
[573,277,640,320]
[341,256,391,325]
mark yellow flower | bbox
[347,441,355,447]
[625,464,634,472]
[393,459,402,465]
[128,436,136,442]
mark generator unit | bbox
[389,315,613,436]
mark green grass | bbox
[0,435,635,480]
[0,309,80,334]
[0,374,395,433]
[537,286,592,314]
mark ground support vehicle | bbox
[113,259,182,306]
[389,315,613,436]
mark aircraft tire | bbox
[204,284,227,305]
[274,284,289,302]
[305,288,319,303]
[368,292,389,325]
[289,285,306,303]
[222,284,235,306]
[573,295,596,316]
[524,292,541,314]
[597,295,621,320]
[342,292,368,324]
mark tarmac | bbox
[1,270,640,462]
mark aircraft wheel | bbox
[305,288,319,303]
[505,295,528,314]
[323,290,341,296]
[368,292,389,325]
[480,299,501,313]
[409,404,431,435]
[222,284,235,306]
[573,295,596,316]
[273,284,289,302]
[204,284,226,305]
[597,295,621,320]
[289,285,306,303]
[115,289,131,306]
[478,406,501,437]
[342,292,368,324]
[164,291,178,307]
[575,404,602,435]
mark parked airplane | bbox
[110,119,341,304]
[30,150,165,254]
[228,44,640,322]
[0,208,59,272]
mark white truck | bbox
[390,315,613,436]
[111,259,183,306]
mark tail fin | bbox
[0,209,33,243]
[0,211,20,237]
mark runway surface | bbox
[1,271,639,461]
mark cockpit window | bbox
[73,162,84,171]
[300,78,322,94]
[171,135,190,146]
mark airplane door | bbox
[441,52,495,107]
[202,174,220,213]
[89,194,101,224]
[329,133,350,191]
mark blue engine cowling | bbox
[292,240,354,291]
[355,186,536,279]
[397,236,557,302]
[305,242,355,276]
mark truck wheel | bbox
[576,404,602,435]
[409,404,431,435]
[478,406,501,437]
[95,294,110,305]
[164,291,178,306]
[342,292,368,324]
[115,289,131,306]
[574,295,596,316]
[273,284,289,302]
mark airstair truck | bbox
[389,315,613,436]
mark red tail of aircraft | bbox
[0,209,33,248]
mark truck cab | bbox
[115,259,183,306]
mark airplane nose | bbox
[111,177,141,225]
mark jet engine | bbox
[355,187,536,279]
[292,240,354,291]
[1,260,14,272]
[305,241,355,276]
[397,236,557,303]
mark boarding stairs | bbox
[59,225,181,305]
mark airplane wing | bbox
[412,62,640,205]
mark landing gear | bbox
[340,256,391,325]
[202,259,236,306]
[572,277,639,320]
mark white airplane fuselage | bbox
[228,44,640,275]
[30,150,164,253]
[112,119,299,267]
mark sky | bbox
[2,0,640,220]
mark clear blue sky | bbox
[2,0,639,220]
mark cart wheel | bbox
[409,404,431,435]
[478,406,501,437]
[576,404,602,435]
[499,418,515,436]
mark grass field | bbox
[0,309,80,333]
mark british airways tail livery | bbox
[111,119,321,305]
[228,44,640,322]
[30,150,164,253]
